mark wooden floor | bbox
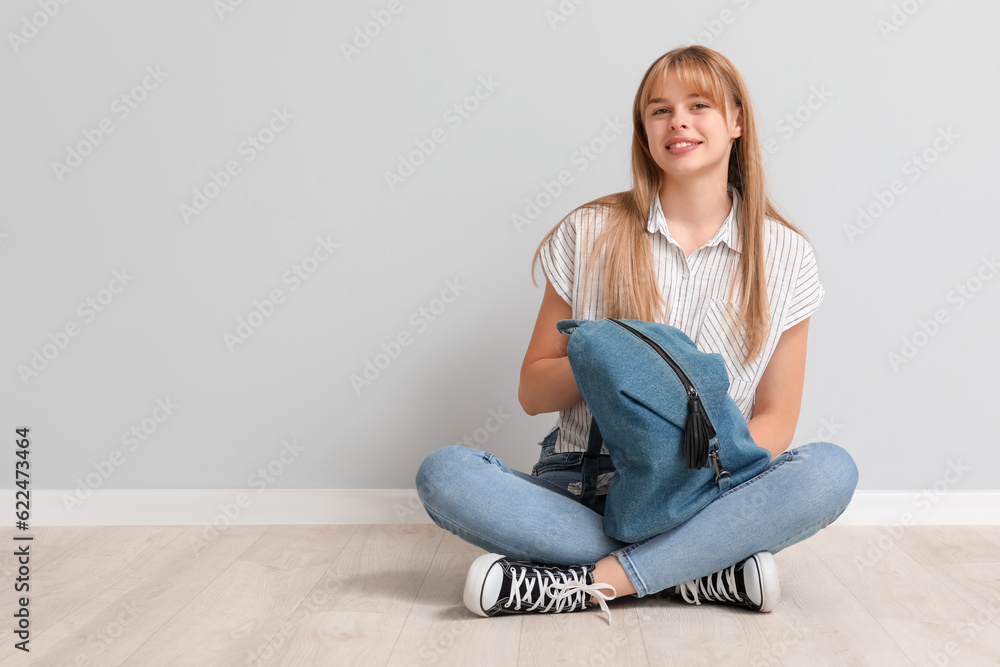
[1,524,999,666]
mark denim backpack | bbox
[556,317,772,543]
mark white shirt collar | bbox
[647,184,742,254]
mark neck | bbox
[657,179,733,234]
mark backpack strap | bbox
[580,416,603,510]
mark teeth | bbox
[669,142,699,149]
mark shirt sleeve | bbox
[782,238,825,331]
[538,210,578,307]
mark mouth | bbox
[666,141,702,154]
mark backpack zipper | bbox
[607,318,721,473]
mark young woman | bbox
[415,45,859,624]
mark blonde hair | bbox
[530,45,809,365]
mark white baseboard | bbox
[4,490,999,527]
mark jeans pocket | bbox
[714,448,794,501]
[531,444,583,477]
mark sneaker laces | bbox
[676,562,741,606]
[504,565,618,624]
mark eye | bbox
[651,103,708,116]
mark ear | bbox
[733,107,743,139]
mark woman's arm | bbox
[746,317,811,458]
[518,279,584,416]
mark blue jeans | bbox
[415,428,859,597]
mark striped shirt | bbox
[537,184,825,454]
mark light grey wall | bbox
[1,1,996,493]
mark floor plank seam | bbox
[801,536,920,665]
[32,527,188,649]
[872,616,920,666]
[122,526,273,666]
[255,547,359,664]
[385,526,446,664]
[632,597,654,667]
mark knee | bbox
[814,441,859,487]
[415,445,481,509]
[799,441,860,507]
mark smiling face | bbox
[642,67,742,184]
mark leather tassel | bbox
[683,393,716,468]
